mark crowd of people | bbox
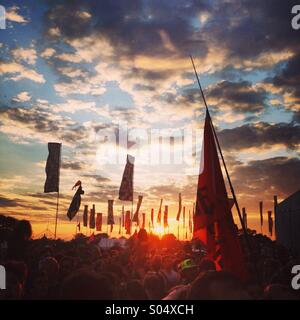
[0,214,299,300]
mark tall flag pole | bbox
[96,212,102,232]
[67,180,84,221]
[182,206,186,240]
[163,205,169,234]
[157,198,163,225]
[44,142,62,239]
[119,154,134,235]
[151,208,154,230]
[259,201,263,234]
[273,195,278,239]
[107,199,115,233]
[242,207,247,230]
[176,193,182,240]
[132,195,143,225]
[190,56,250,281]
[268,210,273,237]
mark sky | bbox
[0,0,299,239]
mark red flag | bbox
[157,199,163,224]
[83,205,88,227]
[176,193,182,221]
[96,213,102,231]
[163,205,168,228]
[142,213,146,229]
[132,195,143,223]
[194,111,248,281]
[151,208,154,227]
[125,210,131,234]
[119,155,134,201]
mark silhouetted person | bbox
[8,220,32,261]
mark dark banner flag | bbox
[242,207,247,229]
[122,205,125,227]
[67,181,84,221]
[151,208,154,227]
[118,217,121,234]
[163,205,168,228]
[142,213,146,229]
[44,142,61,193]
[89,204,96,229]
[107,199,114,226]
[268,211,273,236]
[83,205,88,227]
[157,198,163,224]
[189,210,192,233]
[132,195,143,223]
[119,154,134,201]
[183,206,186,228]
[176,193,182,221]
[96,213,102,231]
[194,111,248,282]
[259,201,263,227]
[125,210,131,234]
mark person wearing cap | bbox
[162,258,199,300]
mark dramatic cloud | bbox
[218,121,300,151]
[206,80,268,114]
[232,157,300,200]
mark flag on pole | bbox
[151,208,154,227]
[107,199,114,226]
[259,201,263,227]
[83,205,88,227]
[194,111,248,281]
[132,195,143,223]
[176,193,182,221]
[189,210,192,233]
[242,207,247,229]
[121,205,125,227]
[125,210,131,234]
[119,155,134,201]
[77,222,81,232]
[268,211,273,236]
[157,199,163,224]
[89,205,96,229]
[67,181,84,221]
[44,142,61,193]
[163,205,168,229]
[142,213,146,229]
[183,206,186,228]
[96,213,102,231]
